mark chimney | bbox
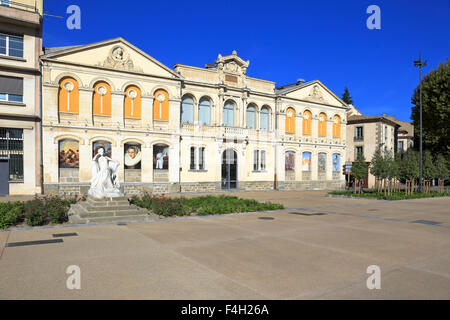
[297,79,305,84]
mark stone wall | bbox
[278,180,344,191]
[243,181,274,191]
[59,168,79,183]
[180,182,218,193]
[125,169,141,182]
[285,171,295,181]
[318,171,326,181]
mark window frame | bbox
[0,33,24,58]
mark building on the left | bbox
[0,0,43,195]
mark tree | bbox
[435,154,449,193]
[370,148,383,192]
[351,153,368,194]
[342,86,354,105]
[422,150,436,193]
[411,59,450,162]
[401,150,419,194]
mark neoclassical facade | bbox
[41,38,348,195]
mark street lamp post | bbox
[414,53,427,193]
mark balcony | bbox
[354,136,364,142]
[0,1,41,27]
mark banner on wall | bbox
[59,140,79,168]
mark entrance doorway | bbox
[222,149,237,190]
[0,161,9,195]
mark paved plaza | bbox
[1,191,449,299]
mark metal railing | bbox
[0,0,39,13]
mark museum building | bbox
[41,38,348,195]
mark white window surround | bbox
[253,149,266,172]
[189,146,206,171]
[0,33,24,59]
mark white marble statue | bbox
[88,147,124,198]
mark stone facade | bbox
[40,38,348,196]
[0,1,43,195]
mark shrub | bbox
[0,202,23,229]
[24,199,46,226]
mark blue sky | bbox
[43,0,450,122]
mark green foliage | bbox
[435,154,449,179]
[131,193,284,217]
[401,150,419,180]
[0,196,82,229]
[329,190,450,200]
[370,148,383,178]
[411,59,450,161]
[422,150,437,180]
[341,86,353,105]
[0,202,23,229]
[351,153,368,180]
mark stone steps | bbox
[68,196,151,224]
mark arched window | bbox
[285,107,295,134]
[246,104,256,129]
[260,106,270,131]
[223,100,235,126]
[303,110,312,135]
[153,89,169,121]
[333,115,341,138]
[199,98,211,125]
[93,81,111,116]
[59,77,79,113]
[302,152,312,171]
[181,96,194,124]
[124,86,141,119]
[318,113,327,136]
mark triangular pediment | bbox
[281,80,347,108]
[42,38,182,79]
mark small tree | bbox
[435,154,449,193]
[402,150,419,194]
[423,150,437,193]
[341,86,354,105]
[351,153,368,194]
[370,148,383,193]
[393,152,403,193]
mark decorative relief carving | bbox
[305,84,325,102]
[97,46,143,72]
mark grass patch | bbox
[131,193,284,217]
[329,190,450,200]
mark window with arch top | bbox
[181,96,194,124]
[318,113,327,137]
[333,115,341,138]
[223,100,235,126]
[285,107,295,134]
[303,110,312,135]
[93,81,112,116]
[58,77,79,113]
[153,89,169,121]
[260,106,270,131]
[124,85,141,119]
[246,104,256,129]
[199,98,211,125]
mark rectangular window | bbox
[260,150,266,171]
[356,146,363,157]
[190,147,196,170]
[356,126,363,139]
[253,150,259,171]
[0,33,24,58]
[0,76,23,103]
[199,147,205,170]
[398,141,404,152]
[0,128,24,181]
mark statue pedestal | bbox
[68,196,149,224]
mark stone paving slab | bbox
[0,190,449,299]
